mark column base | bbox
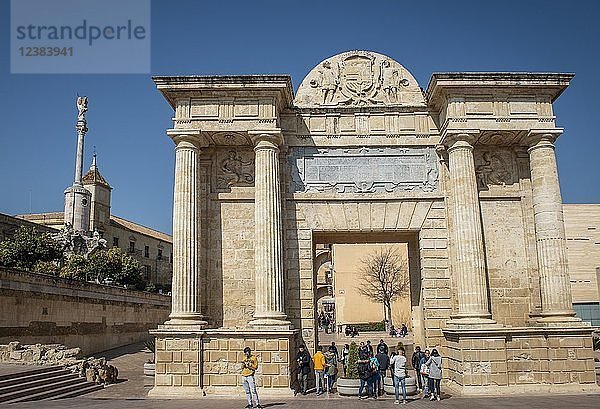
[164,313,208,328]
[248,318,293,331]
[447,314,501,329]
[536,312,585,327]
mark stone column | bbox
[528,133,577,323]
[447,136,495,325]
[166,135,207,327]
[249,132,291,329]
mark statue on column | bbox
[77,96,88,121]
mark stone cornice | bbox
[153,75,294,110]
[426,72,574,108]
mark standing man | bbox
[375,346,389,396]
[313,345,326,395]
[411,346,424,392]
[241,346,262,409]
[295,344,311,396]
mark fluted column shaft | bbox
[448,138,494,324]
[249,134,290,328]
[167,136,206,326]
[528,137,576,322]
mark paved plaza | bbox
[5,340,599,409]
[5,392,600,408]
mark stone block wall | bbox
[443,328,597,394]
[0,267,170,355]
[480,200,532,327]
[151,330,298,397]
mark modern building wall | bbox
[563,204,600,326]
[331,243,411,328]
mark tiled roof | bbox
[82,167,111,189]
[110,215,172,243]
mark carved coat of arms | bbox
[339,55,379,105]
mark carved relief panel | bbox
[213,149,255,191]
[288,147,439,193]
[474,147,518,190]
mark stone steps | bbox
[0,366,103,404]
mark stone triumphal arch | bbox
[149,51,597,397]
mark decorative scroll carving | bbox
[211,132,250,146]
[474,148,516,189]
[289,147,438,193]
[295,51,425,108]
[216,150,254,189]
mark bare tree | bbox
[357,246,410,328]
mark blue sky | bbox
[1,0,598,235]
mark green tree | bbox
[60,254,88,280]
[62,247,145,290]
[0,226,62,271]
[345,342,360,379]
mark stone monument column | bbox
[249,131,291,329]
[166,135,207,327]
[527,132,577,323]
[446,135,495,325]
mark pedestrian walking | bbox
[294,344,311,396]
[241,346,262,409]
[420,349,430,399]
[411,346,424,392]
[390,346,407,404]
[425,349,442,401]
[375,347,389,396]
[313,345,326,395]
[324,345,338,393]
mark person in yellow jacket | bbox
[241,346,262,408]
[312,345,326,395]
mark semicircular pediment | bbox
[294,50,425,108]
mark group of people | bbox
[238,340,442,408]
[295,343,339,395]
[344,325,360,337]
[290,339,443,404]
[317,311,334,334]
[389,323,408,337]
[411,346,443,402]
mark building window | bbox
[170,252,173,262]
[129,241,135,253]
[144,265,151,281]
[113,237,119,248]
[157,249,163,260]
[144,245,149,258]
[573,302,600,327]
